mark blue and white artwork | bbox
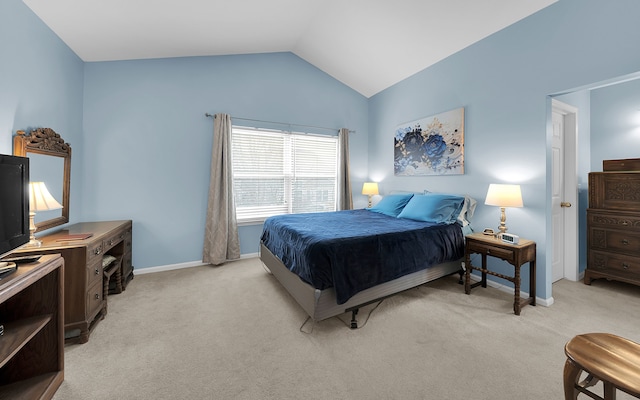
[394,108,464,176]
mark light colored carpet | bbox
[53,257,640,400]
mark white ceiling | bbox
[23,0,557,98]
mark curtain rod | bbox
[204,113,354,133]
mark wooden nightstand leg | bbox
[514,264,522,315]
[481,253,487,288]
[530,260,536,306]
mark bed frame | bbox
[260,242,463,328]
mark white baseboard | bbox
[135,252,260,275]
[468,273,554,307]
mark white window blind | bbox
[232,126,338,223]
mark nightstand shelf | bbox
[464,233,536,315]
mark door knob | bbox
[561,202,572,208]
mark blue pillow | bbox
[397,193,465,224]
[368,194,414,217]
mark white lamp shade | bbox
[362,182,379,196]
[29,182,63,212]
[485,184,523,208]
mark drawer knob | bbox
[95,268,99,275]
[622,239,629,245]
[622,221,629,226]
[95,293,100,300]
[95,248,102,255]
[623,263,630,270]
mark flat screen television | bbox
[0,154,30,259]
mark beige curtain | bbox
[203,113,240,265]
[337,128,353,210]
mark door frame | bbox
[551,99,579,282]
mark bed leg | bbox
[350,309,359,329]
[458,269,464,285]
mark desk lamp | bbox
[362,182,379,208]
[484,183,523,234]
[28,182,63,247]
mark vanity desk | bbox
[12,220,133,343]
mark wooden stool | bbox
[102,258,123,315]
[564,333,640,399]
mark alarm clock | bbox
[498,232,519,245]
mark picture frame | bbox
[394,107,464,176]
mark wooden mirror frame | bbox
[13,128,71,232]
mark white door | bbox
[551,99,578,282]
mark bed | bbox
[259,192,476,328]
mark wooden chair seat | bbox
[564,333,640,399]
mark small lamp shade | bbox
[362,182,379,208]
[361,182,379,196]
[485,184,523,234]
[485,184,523,208]
[29,181,63,212]
[27,182,63,247]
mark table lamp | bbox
[362,182,379,208]
[484,183,523,234]
[28,182,63,247]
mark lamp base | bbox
[27,211,41,247]
[498,207,508,234]
[26,238,42,248]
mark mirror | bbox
[13,128,71,232]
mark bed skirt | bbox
[260,242,463,322]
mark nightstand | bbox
[464,232,536,315]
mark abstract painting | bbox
[394,107,464,176]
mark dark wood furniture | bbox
[586,159,640,287]
[0,254,64,399]
[12,221,133,343]
[464,232,536,315]
[564,333,640,399]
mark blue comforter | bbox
[260,209,464,304]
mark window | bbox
[232,126,339,223]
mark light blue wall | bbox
[591,78,640,170]
[369,0,640,300]
[0,0,84,225]
[82,53,368,268]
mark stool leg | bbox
[603,381,616,400]
[563,358,582,400]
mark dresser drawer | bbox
[589,250,640,277]
[87,241,104,263]
[86,280,104,320]
[590,228,640,254]
[87,258,103,287]
[588,211,640,231]
[589,173,640,211]
[103,229,126,252]
[467,241,515,263]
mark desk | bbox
[12,220,132,343]
[464,233,536,315]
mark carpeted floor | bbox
[53,257,640,399]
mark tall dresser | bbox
[586,158,640,287]
[13,220,133,343]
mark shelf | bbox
[0,372,63,399]
[0,315,52,369]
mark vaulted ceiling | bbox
[23,0,557,97]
